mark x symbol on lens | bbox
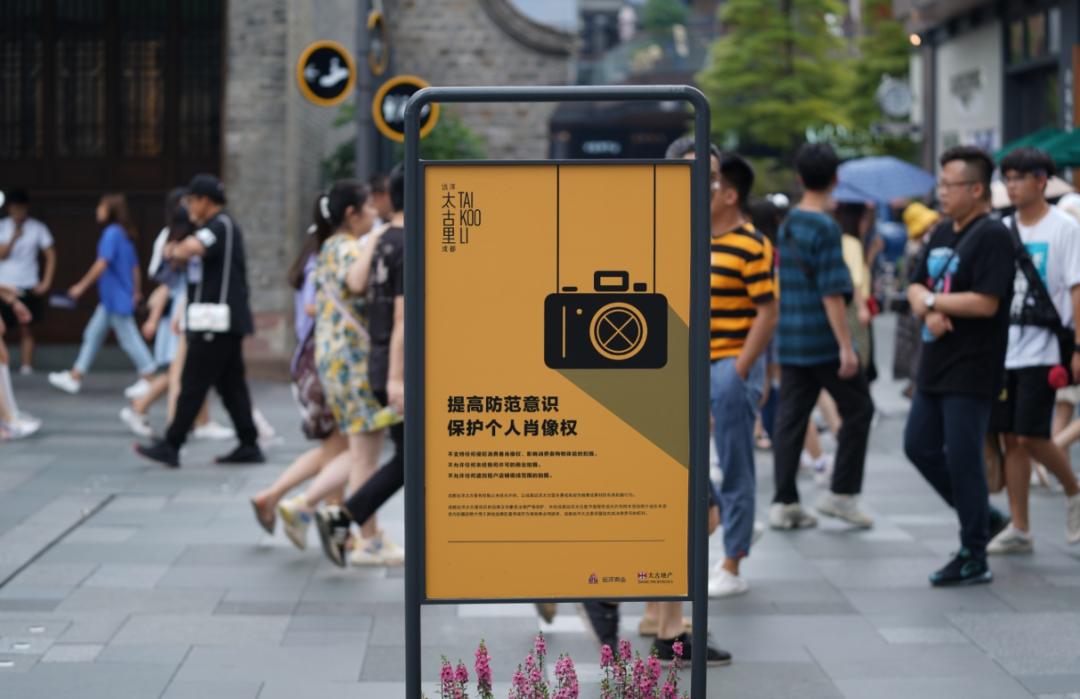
[600,313,636,348]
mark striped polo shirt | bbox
[710,222,776,360]
[776,209,853,366]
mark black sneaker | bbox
[929,548,992,587]
[134,440,179,468]
[652,631,731,667]
[314,504,352,568]
[214,444,266,464]
[988,507,1011,542]
[580,601,620,650]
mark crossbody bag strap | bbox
[783,226,816,284]
[192,215,233,305]
[1007,216,1067,330]
[217,214,234,305]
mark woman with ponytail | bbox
[249,195,348,540]
[275,181,402,562]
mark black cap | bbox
[6,189,29,205]
[185,174,226,204]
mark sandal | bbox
[250,496,276,535]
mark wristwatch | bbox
[923,292,936,310]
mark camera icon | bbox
[544,270,667,369]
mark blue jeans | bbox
[903,390,992,557]
[74,304,156,376]
[711,355,764,560]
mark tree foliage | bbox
[641,0,690,33]
[698,0,853,154]
[849,0,911,129]
[321,106,488,183]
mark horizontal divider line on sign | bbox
[446,539,666,544]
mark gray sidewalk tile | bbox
[39,643,103,663]
[160,679,262,699]
[175,645,364,683]
[110,613,289,647]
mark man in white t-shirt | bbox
[989,148,1080,553]
[0,190,56,374]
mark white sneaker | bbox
[119,407,152,438]
[768,502,818,530]
[987,525,1034,555]
[123,378,151,400]
[47,371,81,394]
[276,496,311,551]
[816,493,874,529]
[1066,494,1080,545]
[192,420,235,441]
[18,365,33,376]
[349,530,406,566]
[0,416,41,440]
[252,409,277,441]
[708,566,749,598]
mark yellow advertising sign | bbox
[424,162,692,600]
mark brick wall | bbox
[387,0,574,158]
[223,0,572,366]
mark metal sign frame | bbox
[404,84,712,698]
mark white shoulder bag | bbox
[187,215,234,333]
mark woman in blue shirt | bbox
[48,194,156,395]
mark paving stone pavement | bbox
[2,321,1080,698]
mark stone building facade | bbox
[225,0,574,369]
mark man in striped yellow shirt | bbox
[693,144,779,598]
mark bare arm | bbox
[344,228,388,295]
[823,294,859,378]
[822,294,853,349]
[37,247,56,292]
[141,284,170,339]
[387,295,405,413]
[735,298,778,378]
[908,282,931,319]
[70,258,109,298]
[0,227,22,259]
[932,292,999,319]
[165,237,206,262]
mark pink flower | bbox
[671,641,684,659]
[618,639,632,662]
[534,633,547,660]
[455,661,469,685]
[439,657,455,698]
[600,644,614,668]
[474,641,493,698]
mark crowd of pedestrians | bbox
[3,136,1080,668]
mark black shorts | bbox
[0,290,45,329]
[990,366,1057,438]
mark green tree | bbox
[321,105,488,183]
[697,0,853,155]
[641,0,690,32]
[845,0,919,160]
[849,0,911,129]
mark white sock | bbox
[0,364,18,418]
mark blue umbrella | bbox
[837,156,936,203]
[831,179,877,204]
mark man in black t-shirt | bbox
[314,165,406,567]
[135,174,263,468]
[904,146,1015,586]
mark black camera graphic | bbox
[544,270,667,369]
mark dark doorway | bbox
[0,0,224,344]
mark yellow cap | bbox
[902,202,940,239]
